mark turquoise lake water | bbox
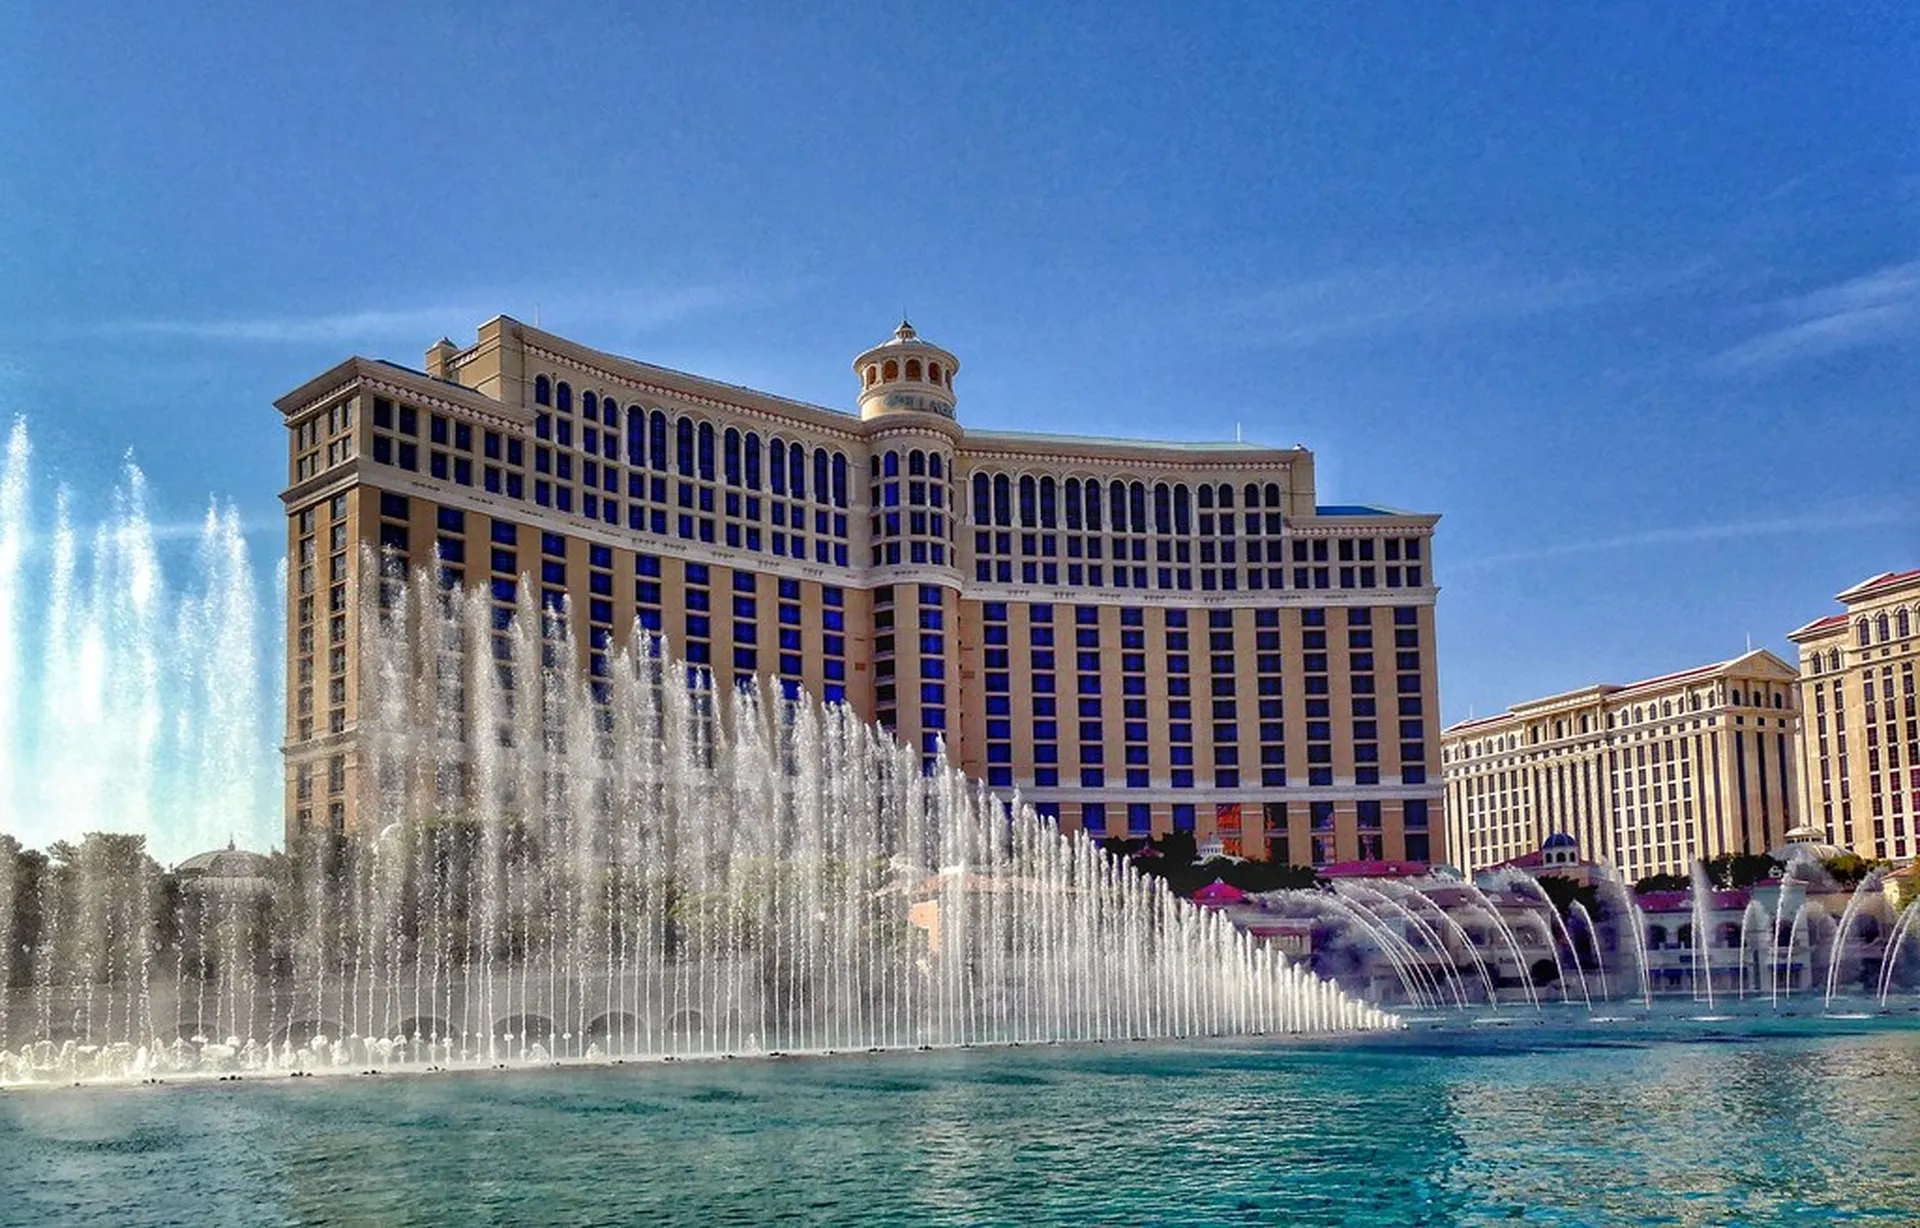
[5,1014,1920,1226]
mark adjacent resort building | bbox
[1790,570,1920,862]
[1439,651,1803,880]
[277,316,1443,864]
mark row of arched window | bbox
[535,373,851,509]
[968,475,1285,534]
[1858,608,1914,648]
[861,357,949,388]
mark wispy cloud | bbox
[99,283,764,347]
[1217,257,1706,349]
[1706,259,1920,375]
[1451,502,1913,576]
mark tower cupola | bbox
[854,319,959,422]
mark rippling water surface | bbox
[5,1017,1920,1226]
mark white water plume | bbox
[0,422,274,859]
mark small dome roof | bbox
[1541,832,1578,850]
[1768,826,1847,865]
[175,843,273,891]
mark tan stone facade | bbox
[279,317,1443,864]
[1441,651,1802,879]
[1789,570,1920,860]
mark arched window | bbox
[1859,619,1872,647]
[831,452,848,508]
[1084,479,1102,531]
[1900,608,1913,639]
[583,391,598,418]
[883,359,898,380]
[1129,482,1147,534]
[905,358,922,381]
[908,449,926,477]
[813,450,829,503]
[767,436,785,494]
[556,382,573,414]
[993,474,1013,526]
[723,428,742,485]
[1110,481,1128,532]
[1264,482,1282,507]
[1173,484,1191,535]
[883,451,900,478]
[676,418,695,477]
[1661,700,1671,717]
[1243,482,1260,508]
[534,375,552,405]
[1064,478,1082,529]
[1878,613,1892,642]
[626,406,645,466]
[929,362,942,383]
[697,422,715,481]
[1018,475,1037,528]
[1218,483,1234,509]
[973,473,991,525]
[928,453,942,479]
[650,411,669,471]
[1828,649,1840,672]
[1152,483,1172,535]
[790,443,806,498]
[744,432,762,491]
[864,365,878,387]
[1039,476,1056,528]
[1197,485,1213,510]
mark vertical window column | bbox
[1255,609,1286,787]
[1029,605,1058,788]
[1164,609,1193,789]
[1348,607,1378,786]
[982,602,1013,788]
[1120,608,1149,790]
[821,586,847,705]
[1075,605,1104,788]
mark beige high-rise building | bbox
[1441,650,1802,879]
[278,316,1444,865]
[1789,569,1920,861]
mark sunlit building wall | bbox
[1442,651,1802,880]
[278,317,1443,865]
[1789,570,1920,861]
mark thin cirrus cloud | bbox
[100,283,763,347]
[1215,258,1708,349]
[1450,502,1913,576]
[1706,258,1920,375]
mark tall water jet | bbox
[0,422,274,858]
[0,419,28,825]
[1688,862,1716,1010]
[1824,871,1884,1010]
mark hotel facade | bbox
[1789,570,1920,862]
[1441,651,1803,880]
[278,317,1443,864]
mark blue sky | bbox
[1,1,1915,751]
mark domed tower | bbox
[854,320,959,422]
[853,321,963,775]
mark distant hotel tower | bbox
[1790,569,1920,861]
[277,317,1443,863]
[1440,651,1803,880]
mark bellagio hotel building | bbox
[277,316,1444,865]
